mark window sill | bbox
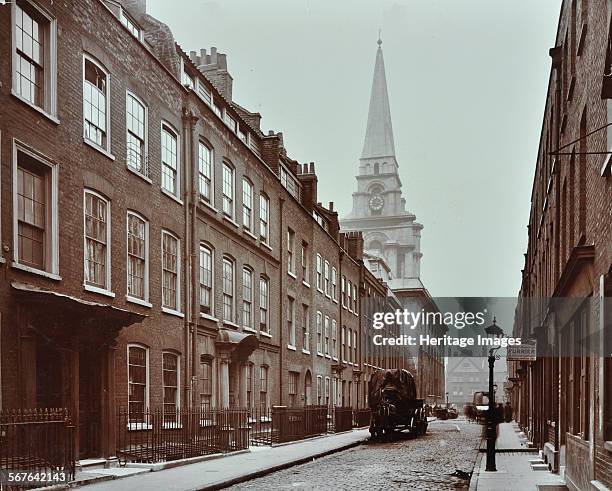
[11,262,61,281]
[127,423,152,431]
[332,299,338,304]
[261,242,273,252]
[223,215,240,229]
[316,351,324,357]
[84,138,115,161]
[287,344,297,351]
[317,288,324,294]
[260,330,272,338]
[332,357,338,362]
[162,307,184,318]
[287,271,297,279]
[161,188,184,206]
[244,229,257,240]
[200,199,218,213]
[302,349,311,355]
[325,294,331,299]
[11,90,60,125]
[223,320,240,329]
[243,326,258,333]
[126,295,152,308]
[302,281,310,288]
[325,354,332,359]
[84,284,115,298]
[200,312,219,322]
[126,165,152,184]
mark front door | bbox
[78,350,101,459]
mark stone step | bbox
[531,463,550,471]
[529,458,545,465]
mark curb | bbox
[192,437,367,491]
[469,451,483,491]
[127,449,251,472]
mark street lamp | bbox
[484,316,505,472]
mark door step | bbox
[531,463,550,471]
[77,458,107,471]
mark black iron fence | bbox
[116,406,371,465]
[272,406,328,443]
[0,408,75,481]
[352,408,371,428]
[116,407,250,464]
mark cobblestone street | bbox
[227,419,482,491]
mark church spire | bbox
[361,37,396,160]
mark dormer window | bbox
[119,8,141,40]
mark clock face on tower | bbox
[369,194,384,212]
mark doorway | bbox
[78,350,101,459]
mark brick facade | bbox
[510,1,612,489]
[0,0,428,464]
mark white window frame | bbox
[332,319,338,360]
[324,315,330,357]
[287,228,295,275]
[11,140,59,279]
[259,193,269,244]
[82,54,111,153]
[161,230,181,315]
[199,243,214,317]
[11,0,58,119]
[331,267,337,302]
[316,254,323,291]
[161,122,180,199]
[119,7,142,40]
[127,343,150,424]
[222,256,235,323]
[162,351,181,426]
[316,375,323,405]
[242,178,253,232]
[125,91,148,179]
[126,210,150,305]
[260,275,269,333]
[198,141,214,205]
[242,266,253,328]
[302,304,310,353]
[324,260,330,297]
[222,162,235,219]
[301,241,309,284]
[287,296,296,348]
[316,311,323,355]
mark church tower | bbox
[340,38,424,292]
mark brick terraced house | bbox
[509,1,612,489]
[0,0,431,466]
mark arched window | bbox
[373,162,380,175]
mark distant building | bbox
[446,357,508,408]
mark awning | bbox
[11,281,147,327]
[215,328,258,360]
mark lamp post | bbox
[484,316,505,472]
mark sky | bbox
[148,0,561,298]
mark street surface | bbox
[227,418,482,491]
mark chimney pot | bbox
[329,202,334,211]
[309,162,315,173]
[268,130,274,136]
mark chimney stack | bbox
[194,46,233,101]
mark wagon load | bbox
[368,369,428,438]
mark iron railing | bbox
[331,407,354,433]
[116,407,249,465]
[0,408,75,481]
[272,406,328,443]
[352,408,371,428]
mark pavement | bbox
[471,423,567,491]
[72,429,369,491]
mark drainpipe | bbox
[181,108,198,408]
[278,197,285,405]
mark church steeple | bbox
[361,37,396,160]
